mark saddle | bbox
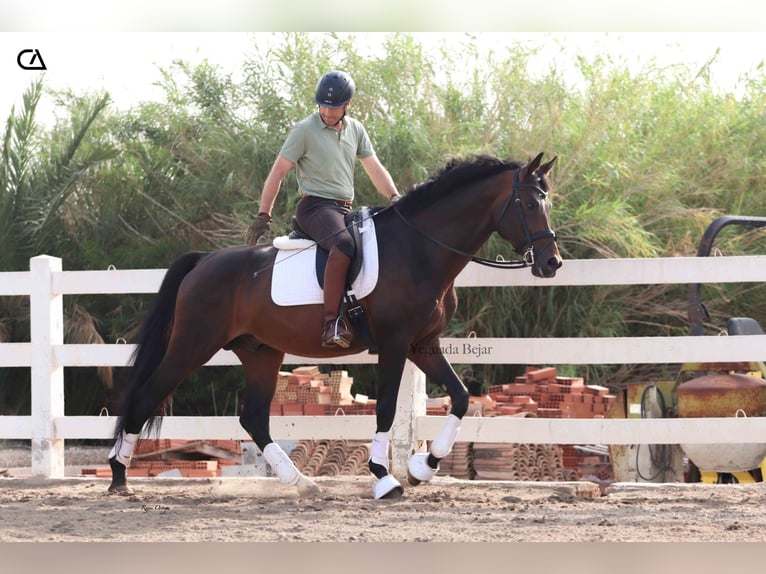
[271,207,379,353]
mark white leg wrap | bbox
[370,431,390,471]
[408,452,438,483]
[431,413,461,459]
[373,474,403,499]
[108,431,140,467]
[263,442,299,486]
[263,443,320,497]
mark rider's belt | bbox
[301,194,353,208]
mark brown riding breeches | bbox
[294,195,354,258]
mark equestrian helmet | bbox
[315,70,355,108]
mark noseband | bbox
[392,168,557,269]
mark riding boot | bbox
[321,248,353,348]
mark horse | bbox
[107,151,562,499]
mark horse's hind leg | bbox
[233,343,319,497]
[108,364,186,492]
[109,343,221,493]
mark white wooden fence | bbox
[3,254,766,478]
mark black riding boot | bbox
[321,248,353,348]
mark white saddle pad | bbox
[270,208,379,306]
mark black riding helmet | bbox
[315,70,355,108]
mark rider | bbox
[245,70,400,348]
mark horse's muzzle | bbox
[532,253,563,278]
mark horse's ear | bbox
[522,152,544,178]
[539,156,557,177]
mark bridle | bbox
[392,168,557,269]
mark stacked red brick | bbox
[270,367,376,416]
[486,366,616,418]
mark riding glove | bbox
[244,212,272,246]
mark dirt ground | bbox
[2,471,766,542]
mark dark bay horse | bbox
[108,152,562,498]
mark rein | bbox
[392,169,557,269]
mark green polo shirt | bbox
[279,111,375,201]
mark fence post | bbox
[30,255,65,478]
[390,359,427,476]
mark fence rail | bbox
[2,254,766,478]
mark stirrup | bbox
[322,317,352,348]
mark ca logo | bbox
[17,49,47,70]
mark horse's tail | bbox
[113,251,206,440]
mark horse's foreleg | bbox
[368,345,409,499]
[366,430,404,499]
[406,349,469,485]
[235,344,319,497]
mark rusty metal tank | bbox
[676,373,766,418]
[676,373,766,471]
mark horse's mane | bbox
[396,155,523,215]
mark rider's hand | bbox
[244,212,272,246]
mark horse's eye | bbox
[526,200,538,210]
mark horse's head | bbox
[495,152,562,278]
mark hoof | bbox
[108,483,131,495]
[296,474,321,497]
[108,456,128,494]
[407,473,422,487]
[373,474,403,500]
[407,452,437,485]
